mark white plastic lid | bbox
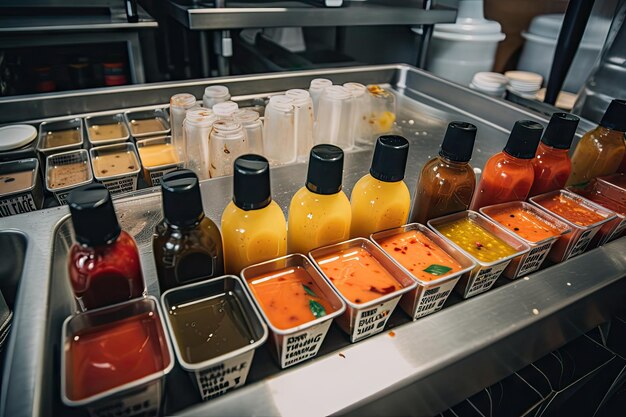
[526,14,607,48]
[432,0,505,41]
[309,78,332,91]
[0,124,37,151]
[212,101,239,117]
[204,85,230,98]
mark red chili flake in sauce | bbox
[409,239,417,244]
[370,285,396,295]
[394,247,402,252]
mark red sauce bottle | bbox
[471,120,543,210]
[67,184,145,311]
[529,113,580,197]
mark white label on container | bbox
[517,241,554,277]
[413,278,459,319]
[102,176,137,195]
[0,193,37,217]
[465,261,510,298]
[351,296,400,343]
[280,320,332,368]
[196,350,254,401]
[92,380,161,417]
[567,227,600,259]
[607,218,626,242]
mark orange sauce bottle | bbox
[529,113,579,197]
[410,121,477,224]
[471,120,543,210]
[567,99,626,186]
[350,136,410,238]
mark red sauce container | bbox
[67,183,145,311]
[62,296,173,416]
[530,190,616,262]
[471,120,543,210]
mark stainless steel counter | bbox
[0,65,623,417]
[165,1,456,30]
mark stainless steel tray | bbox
[0,65,623,417]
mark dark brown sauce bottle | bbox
[153,169,224,292]
[409,122,477,224]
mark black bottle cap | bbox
[542,112,580,149]
[161,169,205,228]
[503,120,544,159]
[67,183,121,246]
[439,121,477,163]
[600,99,626,132]
[306,144,344,195]
[233,154,272,210]
[369,135,409,182]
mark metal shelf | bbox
[0,65,623,417]
[165,0,456,30]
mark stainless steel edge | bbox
[172,239,626,417]
[165,1,456,31]
[0,65,623,417]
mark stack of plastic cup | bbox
[170,93,198,163]
[263,95,296,165]
[343,82,369,145]
[212,101,239,120]
[209,120,248,178]
[309,78,332,117]
[203,85,230,109]
[286,89,315,162]
[184,108,216,180]
[314,85,355,150]
[233,108,264,155]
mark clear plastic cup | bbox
[309,78,332,117]
[233,109,264,155]
[286,89,314,162]
[212,101,239,120]
[203,85,230,109]
[314,85,355,150]
[367,85,397,136]
[343,82,370,146]
[263,95,296,165]
[170,93,198,164]
[209,120,248,178]
[184,108,216,180]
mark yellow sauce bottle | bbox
[567,99,626,186]
[350,135,410,238]
[221,155,287,274]
[288,144,351,254]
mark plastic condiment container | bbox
[241,254,346,368]
[45,149,93,204]
[480,201,571,278]
[85,113,130,146]
[428,211,530,298]
[124,108,171,138]
[597,174,626,206]
[529,189,616,261]
[61,296,174,417]
[566,182,626,247]
[371,223,475,320]
[0,158,43,217]
[90,142,141,196]
[37,118,84,156]
[309,238,417,342]
[136,136,183,187]
[366,85,396,136]
[160,276,268,401]
[0,124,38,163]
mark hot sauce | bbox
[246,266,335,330]
[536,194,606,226]
[434,218,517,263]
[471,120,543,210]
[317,247,401,304]
[350,136,411,238]
[67,184,145,311]
[378,230,462,282]
[65,311,167,401]
[288,145,351,255]
[410,121,477,224]
[488,207,561,243]
[529,113,579,197]
[568,99,626,186]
